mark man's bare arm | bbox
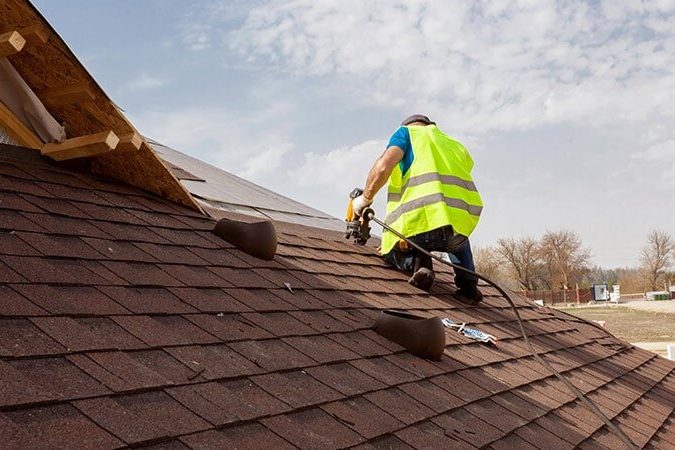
[363,146,404,201]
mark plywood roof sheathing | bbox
[0,30,25,57]
[115,131,143,153]
[41,82,96,108]
[41,129,119,161]
[0,99,42,148]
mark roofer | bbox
[351,114,484,304]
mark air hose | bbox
[363,209,637,450]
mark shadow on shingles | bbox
[271,244,675,421]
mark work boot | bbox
[455,285,483,305]
[409,267,435,291]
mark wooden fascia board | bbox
[0,30,26,57]
[41,130,119,161]
[0,100,43,148]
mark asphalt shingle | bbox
[0,148,673,449]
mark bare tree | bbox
[496,237,541,290]
[640,230,673,291]
[473,245,505,284]
[539,230,591,289]
[615,267,647,294]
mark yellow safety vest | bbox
[381,125,483,255]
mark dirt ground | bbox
[621,299,675,314]
[557,306,675,344]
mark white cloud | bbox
[122,73,168,92]
[632,139,675,189]
[289,140,387,217]
[291,140,384,188]
[633,139,675,162]
[160,0,675,266]
[181,22,212,51]
[129,102,295,175]
[224,0,675,134]
[240,143,294,178]
[180,0,254,51]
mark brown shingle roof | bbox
[0,144,674,449]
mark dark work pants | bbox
[383,225,478,289]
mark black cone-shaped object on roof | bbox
[213,217,277,260]
[373,309,446,360]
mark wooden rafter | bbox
[0,30,25,57]
[16,24,49,48]
[40,82,95,108]
[115,132,143,153]
[0,100,42,149]
[41,130,119,161]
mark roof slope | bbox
[149,139,344,232]
[0,144,674,449]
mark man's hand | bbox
[351,194,372,217]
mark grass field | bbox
[557,307,675,343]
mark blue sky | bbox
[33,0,674,268]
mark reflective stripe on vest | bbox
[387,173,479,202]
[380,125,482,255]
[385,192,483,225]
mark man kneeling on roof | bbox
[352,114,484,304]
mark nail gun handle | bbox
[346,187,364,222]
[345,188,371,244]
[345,199,355,222]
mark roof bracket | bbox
[0,31,26,57]
[41,130,119,161]
[114,132,143,153]
[16,24,49,48]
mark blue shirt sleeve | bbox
[387,126,413,176]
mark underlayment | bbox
[0,123,17,145]
[0,57,65,143]
[148,138,345,232]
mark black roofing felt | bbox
[148,139,345,231]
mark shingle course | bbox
[252,369,342,408]
[166,344,262,380]
[74,391,210,444]
[262,408,364,449]
[14,285,129,315]
[112,315,219,347]
[0,285,45,316]
[181,423,295,449]
[0,404,123,449]
[167,379,290,425]
[168,287,250,313]
[31,316,146,352]
[0,318,65,356]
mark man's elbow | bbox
[374,160,389,175]
[373,160,394,179]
